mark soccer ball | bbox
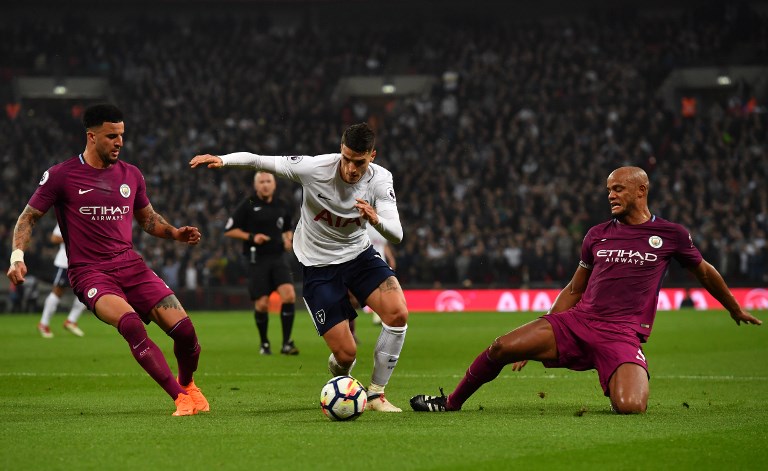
[320,375,367,421]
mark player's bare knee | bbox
[488,337,509,362]
[381,306,408,327]
[611,396,647,414]
[254,299,269,312]
[333,348,357,366]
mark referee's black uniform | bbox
[225,192,296,354]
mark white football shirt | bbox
[366,224,388,260]
[52,224,69,269]
[220,152,402,266]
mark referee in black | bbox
[224,171,299,355]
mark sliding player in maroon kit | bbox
[411,166,761,414]
[6,104,209,416]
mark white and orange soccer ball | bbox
[320,375,367,421]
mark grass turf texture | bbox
[0,309,765,470]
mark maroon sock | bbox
[447,348,504,410]
[167,317,200,387]
[117,312,185,400]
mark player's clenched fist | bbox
[189,154,223,168]
[7,261,27,285]
[176,226,202,245]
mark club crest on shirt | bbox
[87,288,98,298]
[39,171,50,186]
[120,184,131,198]
[315,309,326,324]
[648,235,663,249]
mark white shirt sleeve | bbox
[219,153,322,185]
[219,152,279,172]
[372,207,403,244]
[370,172,403,244]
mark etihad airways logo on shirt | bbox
[596,249,658,265]
[79,206,130,221]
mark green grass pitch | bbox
[1,309,766,470]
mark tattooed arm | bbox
[7,205,45,285]
[134,204,202,245]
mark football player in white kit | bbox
[191,123,408,412]
[37,224,87,338]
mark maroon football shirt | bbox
[28,155,150,269]
[576,215,703,341]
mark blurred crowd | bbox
[1,1,766,299]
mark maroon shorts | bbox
[69,259,174,323]
[542,309,649,396]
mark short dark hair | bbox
[83,104,123,129]
[341,123,375,153]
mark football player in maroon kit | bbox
[411,166,761,414]
[7,104,208,416]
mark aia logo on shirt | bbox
[313,210,361,228]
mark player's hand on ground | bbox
[730,308,762,326]
[354,198,378,224]
[6,261,27,285]
[510,360,528,372]
[189,154,223,169]
[176,226,202,245]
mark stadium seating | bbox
[0,1,765,300]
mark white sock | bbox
[328,353,356,377]
[371,323,407,388]
[67,298,86,323]
[40,293,60,326]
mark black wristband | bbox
[248,233,254,243]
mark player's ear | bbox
[370,149,377,161]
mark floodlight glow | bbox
[716,76,731,86]
[53,85,67,95]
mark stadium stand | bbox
[1,1,766,310]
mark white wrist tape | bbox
[10,249,24,265]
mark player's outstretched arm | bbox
[135,204,201,245]
[189,154,223,169]
[691,260,762,326]
[7,205,45,285]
